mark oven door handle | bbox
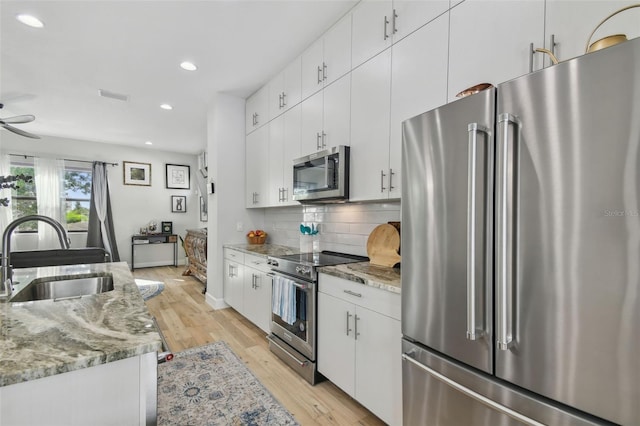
[267,272,309,290]
[267,335,309,367]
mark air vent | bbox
[98,89,129,102]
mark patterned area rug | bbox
[135,279,165,301]
[158,341,298,425]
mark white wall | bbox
[206,92,264,308]
[0,131,201,268]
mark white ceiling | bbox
[0,0,357,154]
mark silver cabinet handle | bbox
[466,123,490,341]
[322,62,327,81]
[282,92,287,108]
[354,314,360,340]
[317,65,323,84]
[392,9,398,34]
[283,188,288,202]
[343,289,362,298]
[346,311,353,336]
[550,34,557,60]
[321,131,326,148]
[496,113,520,350]
[402,354,545,426]
[278,93,283,109]
[316,132,322,150]
[255,113,259,126]
[389,168,395,191]
[384,15,390,40]
[380,170,387,192]
[278,188,282,202]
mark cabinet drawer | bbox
[223,248,244,263]
[244,253,271,273]
[318,272,400,320]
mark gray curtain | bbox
[87,162,120,261]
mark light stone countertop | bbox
[224,243,301,257]
[318,262,401,294]
[0,261,162,387]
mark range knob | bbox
[295,265,311,275]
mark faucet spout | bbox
[1,215,70,298]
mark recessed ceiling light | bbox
[16,14,44,28]
[160,104,173,110]
[180,61,197,71]
[145,141,153,145]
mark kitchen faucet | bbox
[0,215,70,298]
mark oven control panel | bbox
[296,265,311,276]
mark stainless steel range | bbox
[266,251,367,385]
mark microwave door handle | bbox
[324,155,330,189]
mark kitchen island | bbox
[0,261,162,425]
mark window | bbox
[10,157,93,232]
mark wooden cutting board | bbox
[366,224,401,267]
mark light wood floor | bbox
[134,266,386,426]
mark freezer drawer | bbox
[401,339,607,426]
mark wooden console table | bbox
[182,228,207,292]
[131,233,178,271]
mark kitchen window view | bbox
[9,156,92,232]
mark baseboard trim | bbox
[205,293,229,310]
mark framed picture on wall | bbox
[123,161,151,186]
[171,195,187,213]
[166,164,190,189]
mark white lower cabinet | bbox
[223,249,272,334]
[242,254,273,333]
[317,273,402,426]
[0,353,156,426]
[223,253,244,312]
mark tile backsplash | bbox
[264,201,400,257]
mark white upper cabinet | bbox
[544,1,640,66]
[322,76,351,150]
[300,74,351,156]
[301,14,352,100]
[352,0,393,69]
[300,90,324,155]
[246,125,269,208]
[268,57,302,121]
[245,86,268,134]
[390,12,450,200]
[392,0,449,42]
[349,48,392,202]
[268,105,301,206]
[323,14,353,86]
[448,0,545,102]
[301,39,324,100]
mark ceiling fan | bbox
[0,103,41,139]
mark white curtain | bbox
[0,155,15,248]
[92,162,111,256]
[34,157,66,249]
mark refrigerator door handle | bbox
[402,353,545,426]
[466,123,488,341]
[496,113,520,351]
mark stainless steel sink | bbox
[9,274,114,302]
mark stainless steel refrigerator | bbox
[401,36,640,426]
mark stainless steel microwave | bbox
[292,145,350,202]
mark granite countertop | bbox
[224,243,300,257]
[318,262,401,294]
[0,262,162,387]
